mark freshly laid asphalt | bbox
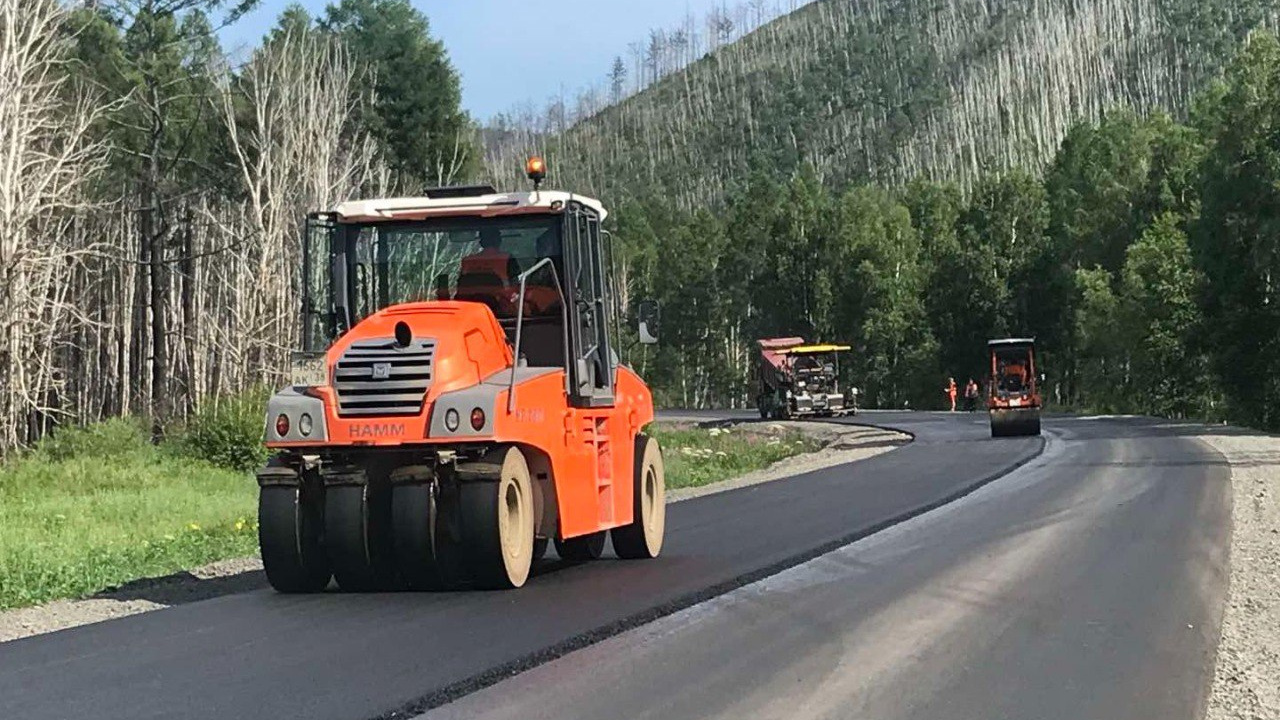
[427,413,1232,720]
[0,412,1230,720]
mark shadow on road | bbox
[93,567,267,606]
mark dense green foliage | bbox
[617,31,1280,430]
[168,387,273,473]
[1194,33,1280,429]
[320,0,475,185]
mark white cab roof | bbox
[332,190,606,222]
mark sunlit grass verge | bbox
[0,419,257,610]
[647,422,822,490]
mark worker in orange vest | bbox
[456,228,522,313]
[945,376,957,412]
[460,228,520,285]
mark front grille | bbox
[334,338,436,416]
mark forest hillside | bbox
[483,0,1277,206]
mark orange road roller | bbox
[258,160,666,591]
[987,338,1042,437]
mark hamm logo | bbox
[348,423,405,439]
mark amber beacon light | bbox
[526,156,547,189]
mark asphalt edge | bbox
[380,427,1047,720]
[679,414,921,444]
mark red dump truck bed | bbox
[757,337,806,373]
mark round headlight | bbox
[298,413,313,437]
[274,414,290,437]
[470,407,486,431]
[444,408,460,432]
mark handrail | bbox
[508,257,569,413]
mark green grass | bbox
[648,422,822,490]
[0,419,257,610]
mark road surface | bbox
[0,413,1229,720]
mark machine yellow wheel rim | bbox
[497,450,534,587]
[641,446,666,556]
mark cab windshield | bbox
[345,215,563,322]
[792,354,835,375]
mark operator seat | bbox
[455,271,510,315]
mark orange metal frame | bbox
[266,300,654,541]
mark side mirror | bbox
[637,299,660,345]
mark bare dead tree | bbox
[213,27,386,396]
[0,0,109,451]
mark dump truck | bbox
[987,337,1042,437]
[257,158,666,592]
[756,337,856,419]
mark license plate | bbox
[290,352,327,388]
[1009,397,1023,407]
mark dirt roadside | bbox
[0,420,907,644]
[1200,432,1280,720]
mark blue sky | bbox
[222,1,737,121]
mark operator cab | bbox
[989,339,1036,397]
[300,164,627,408]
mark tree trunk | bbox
[146,117,168,437]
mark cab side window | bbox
[565,203,614,406]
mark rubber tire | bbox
[991,418,1008,438]
[460,447,535,589]
[259,482,330,593]
[1024,413,1042,436]
[612,434,666,560]
[555,531,607,561]
[991,409,1041,437]
[392,483,465,590]
[326,484,400,592]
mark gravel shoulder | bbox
[1200,431,1280,720]
[0,420,907,644]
